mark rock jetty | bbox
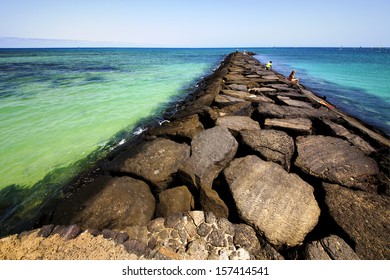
[1,52,389,260]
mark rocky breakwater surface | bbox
[1,52,389,260]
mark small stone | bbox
[37,224,55,238]
[61,224,81,240]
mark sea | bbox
[0,47,389,236]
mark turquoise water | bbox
[0,47,389,236]
[0,48,230,235]
[254,47,390,134]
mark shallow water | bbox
[0,47,389,236]
[0,48,231,234]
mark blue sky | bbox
[0,0,389,47]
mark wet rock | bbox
[107,138,190,191]
[148,114,204,142]
[323,183,390,259]
[216,116,260,136]
[295,136,379,190]
[63,176,155,230]
[224,155,320,247]
[257,102,339,120]
[322,119,376,155]
[199,187,229,219]
[240,129,295,171]
[179,126,238,189]
[264,118,313,135]
[156,186,194,217]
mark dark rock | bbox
[216,116,260,136]
[322,119,376,155]
[102,229,117,240]
[148,114,204,142]
[61,224,81,240]
[114,232,130,244]
[51,225,66,236]
[164,212,186,229]
[303,240,331,260]
[124,239,151,257]
[264,118,313,135]
[107,138,190,191]
[199,187,229,219]
[240,129,295,171]
[214,101,253,119]
[62,176,155,230]
[156,186,194,217]
[179,126,238,189]
[295,136,379,190]
[37,224,55,238]
[85,229,101,237]
[224,155,320,247]
[233,224,262,258]
[323,183,390,259]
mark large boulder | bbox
[156,186,194,217]
[148,114,204,142]
[107,138,190,191]
[179,126,238,189]
[240,129,295,171]
[216,116,260,136]
[54,176,155,230]
[224,155,320,247]
[295,136,379,190]
[323,183,390,259]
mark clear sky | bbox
[0,0,389,47]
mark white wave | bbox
[133,127,147,135]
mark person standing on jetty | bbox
[288,70,299,85]
[265,61,272,70]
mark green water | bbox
[0,48,228,234]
